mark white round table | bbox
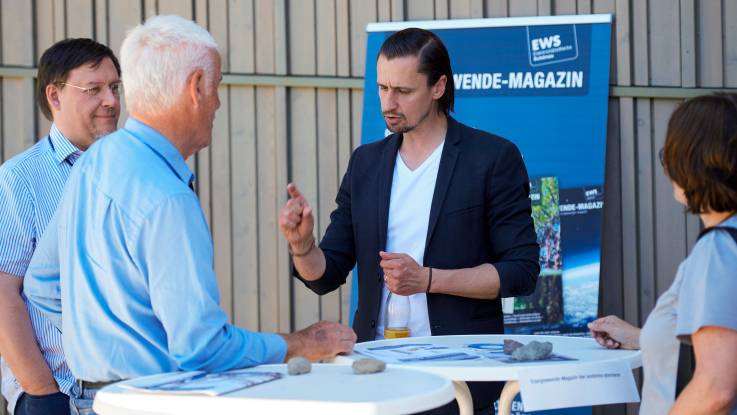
[93,363,455,415]
[335,334,641,415]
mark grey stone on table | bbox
[510,341,553,361]
[352,358,386,374]
[287,357,311,375]
[503,339,524,355]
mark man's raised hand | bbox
[279,183,315,255]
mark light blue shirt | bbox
[640,215,737,414]
[0,124,77,412]
[25,118,286,382]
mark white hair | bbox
[120,15,219,115]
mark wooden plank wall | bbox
[0,1,734,414]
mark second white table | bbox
[336,334,642,415]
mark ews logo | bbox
[526,25,579,67]
[531,35,561,51]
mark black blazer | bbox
[295,117,539,342]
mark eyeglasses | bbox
[58,81,123,97]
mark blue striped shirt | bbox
[0,124,78,413]
[26,118,287,382]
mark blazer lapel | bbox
[377,133,402,252]
[424,117,461,255]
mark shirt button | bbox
[370,320,376,328]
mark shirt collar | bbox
[48,124,82,165]
[124,117,195,186]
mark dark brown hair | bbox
[662,93,737,214]
[37,38,120,121]
[378,28,454,115]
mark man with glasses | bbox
[0,38,120,415]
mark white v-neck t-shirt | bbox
[375,141,445,340]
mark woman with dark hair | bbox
[588,94,737,414]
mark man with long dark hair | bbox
[280,28,539,414]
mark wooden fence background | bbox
[1,1,735,414]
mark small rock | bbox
[511,341,553,361]
[287,357,311,375]
[503,339,524,355]
[352,358,386,374]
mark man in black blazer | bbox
[279,28,539,414]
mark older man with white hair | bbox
[23,15,356,415]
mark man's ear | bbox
[432,75,447,100]
[187,68,206,108]
[46,84,61,112]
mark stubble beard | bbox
[385,105,433,134]
[91,119,117,140]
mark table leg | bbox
[497,380,520,415]
[452,381,473,415]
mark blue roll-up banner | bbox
[354,14,611,415]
